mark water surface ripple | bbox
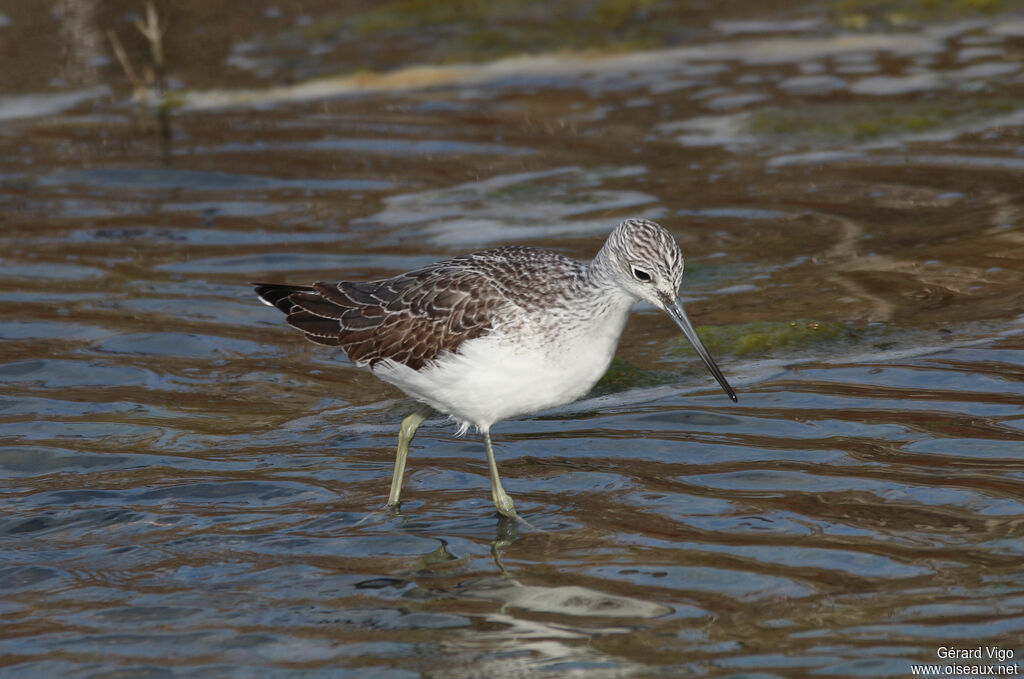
[2,2,1024,677]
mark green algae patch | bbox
[834,0,1007,29]
[675,320,861,357]
[593,357,671,396]
[746,100,1019,143]
[347,0,670,63]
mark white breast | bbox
[372,292,636,432]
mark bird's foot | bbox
[493,494,517,519]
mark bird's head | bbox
[598,218,737,403]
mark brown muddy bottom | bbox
[1,2,1024,677]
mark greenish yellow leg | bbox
[386,407,429,508]
[483,430,517,518]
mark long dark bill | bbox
[665,298,738,403]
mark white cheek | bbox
[628,280,651,300]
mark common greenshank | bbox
[254,218,736,519]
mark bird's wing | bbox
[254,266,505,370]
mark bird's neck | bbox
[584,249,636,304]
[566,258,636,338]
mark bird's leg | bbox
[386,406,430,509]
[483,429,517,519]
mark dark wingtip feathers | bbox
[253,283,315,314]
[254,283,344,345]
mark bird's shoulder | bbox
[449,246,587,310]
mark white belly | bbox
[372,299,634,432]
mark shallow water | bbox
[2,1,1024,677]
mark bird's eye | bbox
[632,268,651,282]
